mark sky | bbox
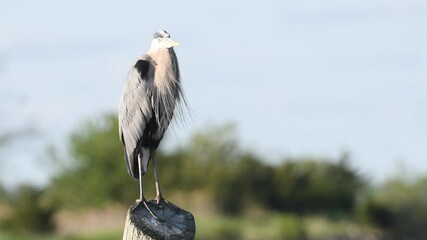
[1,0,427,187]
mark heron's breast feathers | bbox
[119,50,185,152]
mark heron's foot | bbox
[155,195,166,205]
[136,198,159,220]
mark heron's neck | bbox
[147,48,177,91]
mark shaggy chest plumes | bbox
[151,48,176,89]
[147,48,181,136]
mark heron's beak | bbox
[169,39,180,47]
[163,38,180,48]
[158,37,180,49]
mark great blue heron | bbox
[119,30,186,206]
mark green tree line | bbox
[42,114,362,215]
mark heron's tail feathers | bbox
[125,148,150,180]
[140,148,150,176]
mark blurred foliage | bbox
[272,157,363,213]
[0,185,55,234]
[2,114,366,236]
[43,114,138,209]
[212,154,276,214]
[277,214,307,240]
[0,127,36,148]
[196,213,307,240]
[358,177,427,239]
[0,184,5,200]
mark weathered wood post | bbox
[122,199,195,240]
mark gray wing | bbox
[119,59,153,179]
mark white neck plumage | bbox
[147,47,181,127]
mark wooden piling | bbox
[122,199,195,240]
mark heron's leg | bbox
[150,149,163,204]
[137,154,145,201]
[137,153,158,219]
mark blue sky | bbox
[1,0,427,186]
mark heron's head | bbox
[150,30,180,49]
